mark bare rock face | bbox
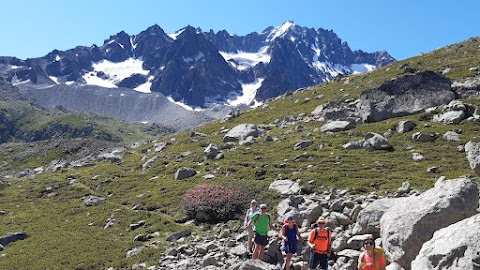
[357,71,455,122]
[380,177,479,270]
[411,213,480,270]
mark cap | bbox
[260,204,267,209]
[250,199,257,204]
[286,215,294,220]
[317,216,326,224]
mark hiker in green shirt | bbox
[246,203,279,260]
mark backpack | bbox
[282,219,298,236]
[359,247,387,269]
[313,228,331,243]
[311,228,332,252]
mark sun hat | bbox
[317,216,326,224]
[260,204,267,209]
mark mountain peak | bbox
[266,21,297,42]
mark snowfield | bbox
[82,58,149,89]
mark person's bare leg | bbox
[252,244,260,260]
[285,253,293,270]
[259,246,265,261]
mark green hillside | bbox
[0,37,479,269]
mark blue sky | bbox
[1,0,479,60]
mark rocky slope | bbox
[0,38,479,269]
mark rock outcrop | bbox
[411,213,480,270]
[380,177,479,269]
[357,71,455,122]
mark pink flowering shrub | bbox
[181,184,245,221]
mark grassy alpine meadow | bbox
[0,37,479,268]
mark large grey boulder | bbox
[174,167,197,180]
[396,120,416,133]
[320,119,356,132]
[269,180,300,195]
[380,177,479,269]
[411,213,480,270]
[465,141,480,174]
[357,71,455,122]
[433,100,469,124]
[433,110,465,124]
[352,198,400,236]
[442,130,461,141]
[223,124,260,142]
[364,132,393,151]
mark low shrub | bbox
[181,184,246,222]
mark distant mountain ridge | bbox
[0,21,395,118]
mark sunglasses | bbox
[260,207,267,210]
[364,242,374,246]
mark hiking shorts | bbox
[254,232,268,246]
[283,240,297,254]
[309,252,328,270]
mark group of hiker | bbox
[244,199,386,270]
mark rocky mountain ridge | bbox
[0,21,394,112]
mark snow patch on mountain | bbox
[134,76,155,93]
[350,63,376,74]
[313,62,346,78]
[166,96,206,112]
[220,46,271,71]
[227,78,264,107]
[82,58,149,88]
[168,29,185,40]
[49,76,59,84]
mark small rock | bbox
[412,132,436,142]
[82,195,105,207]
[174,167,197,180]
[293,140,313,150]
[166,230,191,241]
[412,152,425,161]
